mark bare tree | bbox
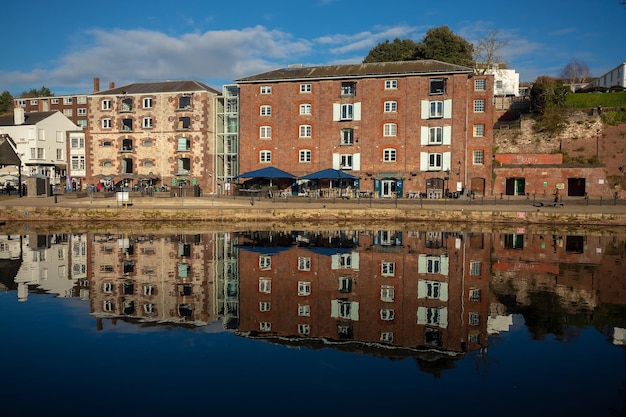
[559,58,591,91]
[473,29,509,74]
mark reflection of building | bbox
[236,229,491,359]
[89,232,216,327]
[12,234,71,301]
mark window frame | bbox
[474,78,486,91]
[385,79,397,89]
[384,100,398,113]
[143,98,153,108]
[383,123,397,137]
[428,126,443,145]
[259,126,272,139]
[260,85,272,94]
[340,128,354,145]
[473,149,485,165]
[300,83,312,93]
[473,124,485,137]
[473,99,486,113]
[260,105,272,116]
[299,124,312,138]
[299,103,312,115]
[299,149,312,163]
[383,148,397,163]
[101,99,112,110]
[260,150,272,163]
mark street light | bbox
[444,169,450,198]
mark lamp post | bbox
[444,169,450,198]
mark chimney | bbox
[14,104,25,125]
[109,81,115,89]
[93,77,100,93]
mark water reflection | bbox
[2,227,626,359]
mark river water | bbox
[1,225,625,416]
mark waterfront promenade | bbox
[2,192,626,231]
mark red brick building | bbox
[235,61,494,198]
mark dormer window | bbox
[429,78,446,95]
[178,96,191,110]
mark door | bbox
[567,178,586,196]
[381,180,396,198]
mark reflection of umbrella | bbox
[235,244,293,255]
[300,168,357,180]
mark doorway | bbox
[470,177,486,196]
[505,177,526,195]
[567,178,586,196]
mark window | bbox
[384,101,397,112]
[429,127,443,144]
[430,101,443,118]
[63,109,73,117]
[473,124,485,137]
[300,83,312,93]
[474,78,486,91]
[299,103,312,115]
[380,285,395,302]
[381,261,395,276]
[30,99,38,105]
[470,261,482,276]
[102,99,112,110]
[341,82,356,96]
[430,78,446,95]
[103,300,114,312]
[385,80,397,89]
[64,97,73,105]
[77,120,87,128]
[77,108,87,116]
[260,85,272,94]
[473,150,484,165]
[144,285,154,296]
[299,150,312,163]
[380,332,394,343]
[142,117,153,128]
[339,276,352,293]
[259,278,271,294]
[380,309,395,321]
[177,117,190,129]
[428,153,443,170]
[474,99,486,113]
[177,157,189,175]
[496,80,503,89]
[340,128,354,145]
[122,138,133,152]
[299,125,312,138]
[383,123,397,137]
[260,322,271,332]
[427,256,441,274]
[260,105,272,116]
[71,155,85,170]
[298,324,310,335]
[259,256,271,270]
[469,288,481,302]
[177,137,190,151]
[298,281,311,296]
[340,154,353,169]
[260,150,272,163]
[102,160,112,168]
[121,118,133,131]
[103,282,113,293]
[143,160,154,168]
[426,281,441,298]
[383,148,396,163]
[102,118,112,129]
[178,96,191,110]
[71,137,84,148]
[143,139,153,147]
[340,104,353,120]
[469,312,480,326]
[77,96,87,104]
[298,304,311,317]
[259,126,272,139]
[298,256,311,270]
[51,98,60,105]
[30,148,44,159]
[143,98,153,108]
[259,301,271,312]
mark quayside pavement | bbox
[1,192,626,228]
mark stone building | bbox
[86,79,220,193]
[235,60,494,198]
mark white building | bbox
[589,62,626,90]
[0,107,79,187]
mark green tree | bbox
[20,86,54,98]
[414,25,474,67]
[363,38,419,63]
[0,90,14,115]
[530,76,570,136]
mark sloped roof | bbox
[92,80,220,95]
[0,134,21,166]
[235,60,473,83]
[0,111,56,126]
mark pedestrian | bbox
[554,188,560,203]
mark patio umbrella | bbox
[0,174,19,183]
[235,166,296,187]
[300,168,357,180]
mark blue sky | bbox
[1,0,625,96]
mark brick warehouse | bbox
[235,60,495,198]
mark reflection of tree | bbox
[521,291,567,340]
[414,355,459,379]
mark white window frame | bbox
[474,99,486,113]
[63,97,73,105]
[429,127,443,145]
[473,149,485,165]
[380,285,395,302]
[259,126,272,139]
[383,123,397,137]
[71,137,85,149]
[298,324,310,335]
[260,85,272,94]
[473,124,485,137]
[428,153,443,170]
[380,332,394,342]
[469,312,480,326]
[469,288,481,302]
[299,124,312,138]
[381,261,395,276]
[102,99,112,110]
[260,322,271,331]
[298,304,311,317]
[142,117,153,128]
[298,256,311,271]
[340,104,353,120]
[385,80,397,89]
[384,101,397,112]
[259,278,271,294]
[77,108,87,116]
[260,105,272,116]
[383,148,396,163]
[340,128,354,145]
[299,103,312,115]
[259,301,271,312]
[143,98,153,108]
[102,118,112,129]
[380,309,395,321]
[299,149,311,163]
[340,154,353,169]
[300,83,312,93]
[260,150,272,163]
[259,256,271,270]
[474,78,486,91]
[298,281,311,296]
